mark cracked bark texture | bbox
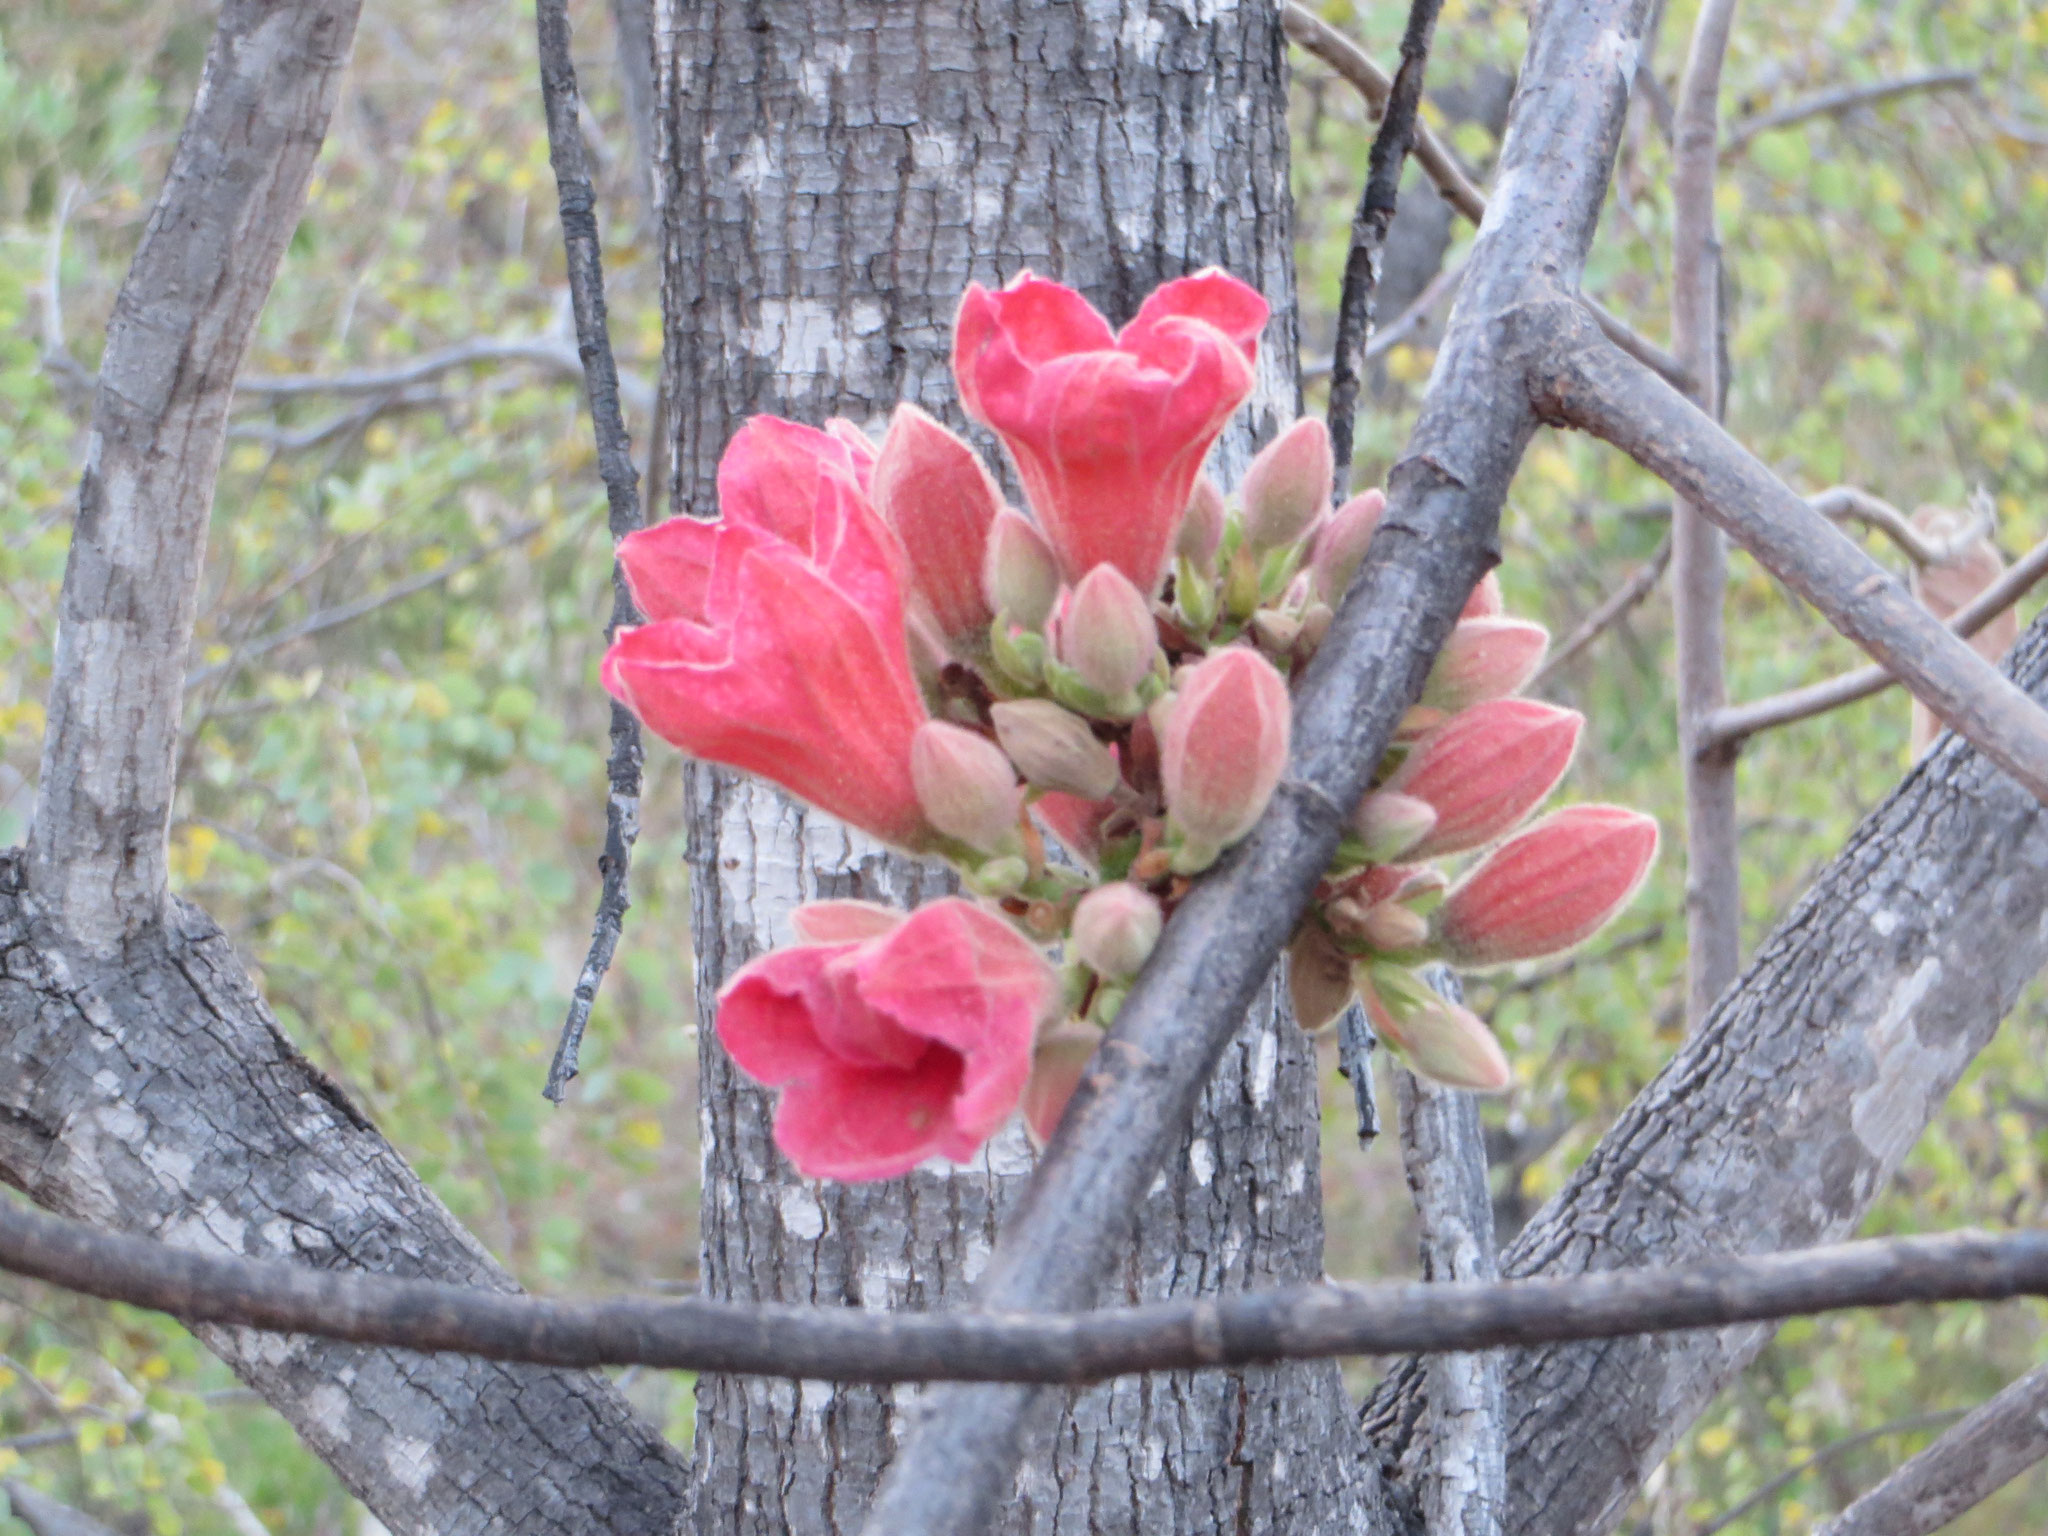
[0,860,692,1533]
[1363,612,2048,1535]
[656,2,1384,1530]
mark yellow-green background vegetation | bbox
[1,0,2045,1529]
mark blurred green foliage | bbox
[1,0,2046,1528]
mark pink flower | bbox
[1161,646,1292,872]
[1359,964,1511,1092]
[952,269,1269,594]
[1032,790,1117,869]
[718,899,1059,1181]
[871,404,1005,643]
[603,416,934,849]
[1385,698,1582,858]
[1420,618,1551,712]
[1434,805,1659,967]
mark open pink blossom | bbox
[603,416,934,849]
[871,403,1005,643]
[952,269,1268,593]
[718,898,1059,1181]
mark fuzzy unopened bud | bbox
[911,721,1023,855]
[991,699,1120,799]
[1350,791,1439,863]
[1022,1023,1105,1147]
[1421,617,1550,712]
[1178,475,1227,570]
[1060,565,1161,700]
[1359,964,1511,1092]
[1434,805,1658,967]
[1310,489,1386,604]
[1462,571,1504,618]
[872,404,1003,642]
[1071,882,1163,981]
[1358,901,1430,953]
[1240,418,1334,552]
[790,900,905,945]
[1161,647,1292,872]
[1288,925,1356,1033]
[1386,698,1583,857]
[985,510,1062,631]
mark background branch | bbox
[1722,68,1979,157]
[1807,485,1992,568]
[1528,535,1672,688]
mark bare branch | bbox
[1814,1362,2048,1536]
[1538,332,2048,806]
[1669,0,1742,1024]
[1301,255,1469,381]
[1282,2,1693,394]
[1722,68,1979,158]
[235,333,655,415]
[2,1480,119,1536]
[535,0,648,1104]
[5,1187,2048,1385]
[1528,534,1671,687]
[1806,485,1991,568]
[26,0,364,952]
[1700,535,2048,750]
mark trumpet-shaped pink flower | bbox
[952,269,1268,594]
[603,416,935,849]
[871,403,1005,643]
[718,898,1059,1181]
[1434,805,1659,967]
[1385,698,1582,858]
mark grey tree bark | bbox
[654,2,1386,1531]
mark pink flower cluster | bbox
[603,269,1657,1180]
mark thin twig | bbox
[536,0,648,1104]
[1806,486,1991,568]
[1699,535,2048,750]
[5,1197,2048,1383]
[1529,535,1672,687]
[226,385,449,452]
[235,333,655,414]
[1301,256,1469,382]
[1694,1409,1965,1536]
[1323,0,1446,495]
[1722,68,1978,157]
[1815,1361,2048,1536]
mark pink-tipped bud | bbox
[1161,647,1291,871]
[872,403,1004,642]
[1060,565,1161,700]
[1022,1023,1105,1147]
[1310,489,1387,604]
[1358,901,1430,953]
[1350,791,1438,863]
[1179,475,1228,570]
[1033,790,1114,868]
[990,699,1120,800]
[985,510,1063,632]
[1386,698,1583,858]
[1435,805,1657,967]
[1071,882,1163,980]
[1462,571,1504,618]
[1422,617,1551,711]
[1240,418,1334,553]
[911,721,1023,855]
[1359,964,1511,1092]
[790,900,906,945]
[1288,925,1357,1033]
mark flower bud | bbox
[984,510,1062,632]
[1071,882,1163,980]
[1033,790,1114,868]
[1060,565,1161,701]
[1434,805,1658,967]
[1161,647,1292,872]
[1421,617,1551,712]
[911,721,1023,855]
[1022,1022,1105,1147]
[1358,901,1430,953]
[823,417,880,490]
[790,900,905,945]
[1288,924,1357,1033]
[1462,570,1504,618]
[1350,791,1439,863]
[872,404,1003,643]
[1359,963,1511,1092]
[1386,698,1583,857]
[1176,554,1219,634]
[1240,418,1334,553]
[1179,474,1227,570]
[1310,489,1386,604]
[991,700,1121,800]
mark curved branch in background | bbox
[235,334,656,414]
[1807,485,1991,568]
[1722,68,1979,158]
[8,1188,2048,1385]
[1815,1361,2048,1536]
[535,0,649,1104]
[1528,534,1672,688]
[26,0,365,953]
[1700,535,2048,751]
[1281,1,1693,394]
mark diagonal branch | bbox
[1814,1361,2048,1536]
[1528,535,1672,688]
[1722,68,1979,157]
[26,0,365,953]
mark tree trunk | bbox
[656,2,1388,1529]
